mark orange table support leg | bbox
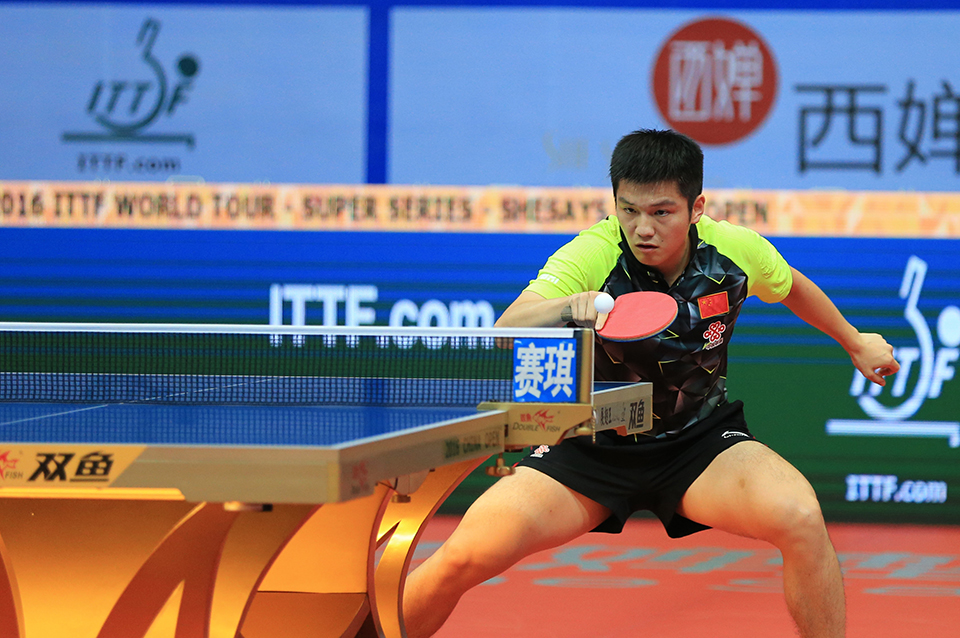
[0,532,24,638]
[370,457,487,638]
[0,493,321,638]
[97,502,240,638]
[240,484,393,638]
[0,495,201,637]
[0,469,479,638]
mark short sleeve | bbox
[524,217,623,300]
[695,216,793,303]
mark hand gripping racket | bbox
[563,291,678,341]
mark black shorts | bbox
[516,400,758,538]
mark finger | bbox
[866,372,886,386]
[576,295,599,325]
[866,363,900,385]
[595,312,608,331]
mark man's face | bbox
[614,179,705,282]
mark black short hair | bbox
[609,129,704,211]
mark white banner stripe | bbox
[826,419,960,448]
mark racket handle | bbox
[560,306,573,323]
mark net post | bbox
[574,328,593,404]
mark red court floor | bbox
[411,516,960,638]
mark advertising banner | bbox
[0,5,368,183]
[1,223,957,522]
[2,2,958,524]
[4,5,959,191]
[731,241,958,524]
[391,9,960,191]
[3,181,960,237]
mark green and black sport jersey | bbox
[526,215,793,437]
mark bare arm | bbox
[781,267,900,385]
[495,290,606,328]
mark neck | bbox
[661,236,691,287]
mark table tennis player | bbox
[402,128,901,638]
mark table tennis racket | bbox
[562,291,678,341]
[596,291,678,341]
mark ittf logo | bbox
[62,18,200,148]
[652,17,778,145]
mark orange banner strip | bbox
[2,182,958,237]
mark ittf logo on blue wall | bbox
[62,18,200,148]
[827,256,960,448]
[512,338,578,402]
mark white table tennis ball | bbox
[594,292,615,314]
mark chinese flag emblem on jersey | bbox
[697,291,730,319]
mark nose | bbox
[633,213,655,239]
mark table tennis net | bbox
[0,326,577,407]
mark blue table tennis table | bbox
[0,323,652,638]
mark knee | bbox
[763,492,829,551]
[426,536,506,589]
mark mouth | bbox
[635,243,658,252]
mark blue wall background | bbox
[3,226,958,522]
[2,0,959,522]
[4,0,960,188]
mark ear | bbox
[690,194,706,224]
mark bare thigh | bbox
[440,466,612,574]
[677,441,822,541]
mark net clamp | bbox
[386,470,431,501]
[223,502,273,513]
[485,453,514,477]
[574,411,597,444]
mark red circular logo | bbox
[652,17,778,145]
